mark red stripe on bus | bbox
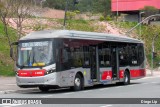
[101,71,112,80]
[119,70,124,79]
[18,70,46,77]
[130,69,146,77]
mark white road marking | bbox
[82,91,90,93]
[41,95,54,98]
[127,85,135,87]
[100,105,113,107]
[63,92,75,95]
[141,83,149,85]
[98,88,108,91]
[41,92,76,98]
[82,90,94,93]
[151,81,158,84]
[0,104,22,107]
[141,75,160,79]
[114,86,123,88]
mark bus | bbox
[10,30,146,92]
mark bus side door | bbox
[111,46,119,80]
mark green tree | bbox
[93,0,111,17]
[43,0,65,9]
[43,0,112,16]
[43,0,75,10]
[141,6,159,17]
[11,0,33,39]
[0,0,13,47]
[0,0,34,47]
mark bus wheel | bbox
[123,72,130,85]
[72,74,83,91]
[39,86,49,92]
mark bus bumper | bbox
[16,72,59,88]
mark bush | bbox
[99,16,105,21]
[66,10,80,20]
[100,15,112,21]
[106,15,112,21]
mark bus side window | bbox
[98,43,111,67]
[119,47,125,66]
[138,44,144,67]
[83,46,90,67]
[128,45,138,66]
[85,58,89,66]
[119,46,129,66]
[62,49,68,63]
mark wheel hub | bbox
[125,75,128,82]
[75,78,80,86]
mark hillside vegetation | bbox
[1,18,160,76]
[0,22,17,76]
[0,19,103,76]
[0,18,160,76]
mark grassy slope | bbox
[57,19,98,32]
[0,22,17,76]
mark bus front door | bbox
[111,47,119,80]
[90,46,97,80]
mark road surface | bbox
[0,75,160,107]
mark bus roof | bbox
[20,30,142,43]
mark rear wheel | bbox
[39,86,50,92]
[123,72,130,85]
[71,74,83,91]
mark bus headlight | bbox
[45,69,56,75]
[16,71,19,76]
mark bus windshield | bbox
[17,41,53,68]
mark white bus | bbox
[10,30,146,92]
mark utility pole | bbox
[63,0,79,29]
[139,11,145,39]
[63,0,69,29]
[40,0,46,30]
[116,0,119,22]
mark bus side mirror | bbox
[10,42,18,61]
[10,48,13,58]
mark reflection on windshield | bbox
[18,41,53,67]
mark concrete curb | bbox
[0,90,17,94]
[0,88,38,94]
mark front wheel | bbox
[123,72,130,85]
[71,74,83,91]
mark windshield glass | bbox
[18,41,53,67]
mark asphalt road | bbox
[0,75,160,107]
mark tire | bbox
[72,74,83,91]
[39,86,49,92]
[123,71,130,85]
